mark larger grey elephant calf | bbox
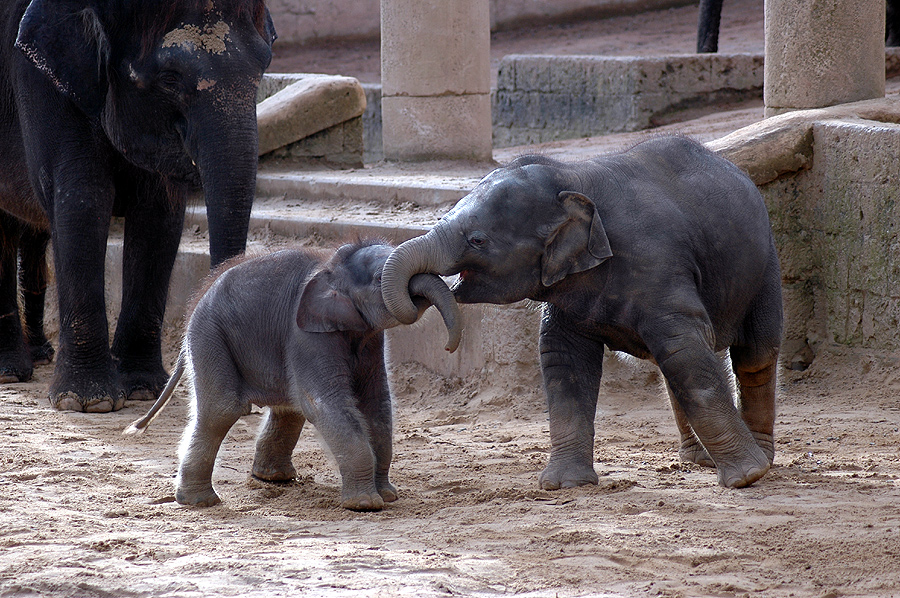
[126,241,461,511]
[383,136,783,490]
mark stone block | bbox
[381,94,493,162]
[765,0,884,114]
[257,75,366,156]
[381,0,490,97]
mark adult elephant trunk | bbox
[382,227,460,326]
[192,109,259,267]
[408,273,462,353]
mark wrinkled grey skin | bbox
[383,136,783,490]
[0,0,276,412]
[127,241,461,511]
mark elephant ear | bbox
[541,191,613,287]
[15,0,109,117]
[296,271,369,333]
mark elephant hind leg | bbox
[666,380,714,468]
[731,266,782,465]
[730,348,778,466]
[0,214,33,383]
[252,406,305,482]
[653,319,769,488]
[19,226,53,366]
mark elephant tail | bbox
[122,349,187,436]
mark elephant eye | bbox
[468,232,487,249]
[157,69,183,89]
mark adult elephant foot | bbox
[28,339,55,366]
[49,363,126,413]
[538,458,599,490]
[0,345,34,383]
[116,359,170,402]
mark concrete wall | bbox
[266,0,694,45]
[761,119,900,354]
[493,53,763,146]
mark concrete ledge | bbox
[257,74,366,167]
[710,97,900,353]
[708,96,900,185]
[255,167,482,207]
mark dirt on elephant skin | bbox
[2,0,900,597]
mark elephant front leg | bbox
[252,406,305,482]
[49,183,123,412]
[111,174,186,401]
[666,381,715,468]
[652,323,770,488]
[538,306,604,490]
[354,338,398,504]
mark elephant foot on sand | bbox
[176,485,222,508]
[341,490,385,512]
[715,449,771,488]
[251,459,297,483]
[29,340,54,366]
[50,363,126,413]
[678,432,775,488]
[678,436,716,468]
[0,347,33,384]
[539,458,599,490]
[116,361,170,402]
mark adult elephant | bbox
[382,137,783,489]
[0,0,276,412]
[697,0,900,52]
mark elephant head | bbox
[15,0,276,265]
[297,242,463,352]
[382,157,613,324]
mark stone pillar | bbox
[764,0,885,117]
[380,0,492,162]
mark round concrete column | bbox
[381,0,492,162]
[765,0,885,116]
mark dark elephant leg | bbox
[538,304,604,491]
[353,335,398,503]
[19,226,54,366]
[697,0,724,53]
[888,0,900,46]
[111,171,186,401]
[0,214,32,383]
[650,314,769,488]
[252,406,306,482]
[49,171,122,413]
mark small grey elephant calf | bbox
[125,241,461,511]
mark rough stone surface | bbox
[256,74,366,156]
[765,0,884,115]
[381,94,494,162]
[493,53,765,146]
[264,0,694,45]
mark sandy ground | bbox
[3,1,900,597]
